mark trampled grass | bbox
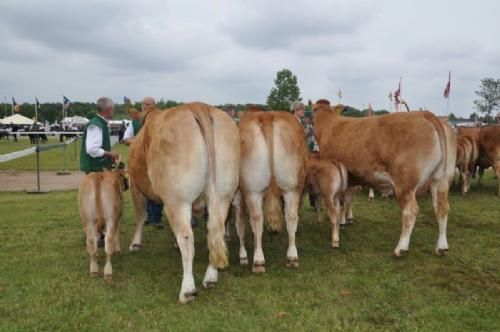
[0,173,499,331]
[0,137,129,171]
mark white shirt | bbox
[85,115,109,158]
[123,122,135,140]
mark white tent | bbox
[62,116,89,125]
[0,114,34,125]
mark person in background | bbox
[291,101,318,207]
[80,97,119,246]
[118,121,126,144]
[225,105,240,125]
[123,97,165,229]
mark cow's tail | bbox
[192,107,228,269]
[424,113,448,179]
[261,116,284,232]
[94,173,106,234]
[330,160,347,204]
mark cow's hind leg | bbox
[245,192,266,273]
[314,195,323,224]
[494,162,500,196]
[430,179,450,255]
[283,191,301,268]
[234,192,248,266]
[104,218,116,281]
[84,219,99,277]
[129,181,147,252]
[326,195,342,248]
[165,202,196,304]
[394,191,419,257]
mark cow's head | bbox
[112,155,129,192]
[309,99,345,115]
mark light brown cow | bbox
[457,126,481,182]
[78,161,128,280]
[455,136,474,195]
[312,99,456,257]
[304,155,348,248]
[478,125,500,195]
[237,110,308,273]
[127,102,240,303]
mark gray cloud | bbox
[0,0,499,117]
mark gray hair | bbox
[96,97,114,113]
[290,101,305,112]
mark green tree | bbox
[474,78,500,122]
[448,113,457,121]
[267,69,301,110]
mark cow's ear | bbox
[333,104,345,114]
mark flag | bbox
[394,79,401,104]
[443,71,451,98]
[63,96,70,110]
[12,97,21,112]
[337,89,342,99]
[368,103,373,117]
[124,96,131,104]
[36,97,41,110]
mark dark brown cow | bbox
[478,125,500,195]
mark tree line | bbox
[2,71,498,123]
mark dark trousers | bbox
[146,199,163,222]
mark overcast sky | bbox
[1,0,499,117]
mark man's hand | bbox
[105,151,119,162]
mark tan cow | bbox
[127,102,240,303]
[304,155,348,248]
[457,127,481,182]
[478,125,500,195]
[312,99,456,257]
[78,160,128,280]
[455,136,474,195]
[237,110,308,273]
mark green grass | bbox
[0,137,129,171]
[0,173,499,331]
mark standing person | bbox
[123,97,165,228]
[225,105,240,125]
[11,122,19,142]
[80,97,119,246]
[118,121,126,144]
[291,101,318,207]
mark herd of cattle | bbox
[78,100,500,303]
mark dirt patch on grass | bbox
[0,170,83,191]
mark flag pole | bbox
[35,98,38,123]
[62,96,65,123]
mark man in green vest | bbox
[80,97,118,173]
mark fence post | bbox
[57,143,71,176]
[73,138,77,160]
[27,145,49,194]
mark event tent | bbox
[0,114,35,125]
[62,116,89,125]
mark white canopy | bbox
[0,114,34,125]
[62,116,89,125]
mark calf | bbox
[304,156,348,248]
[78,161,128,280]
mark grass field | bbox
[0,137,128,171]
[0,172,499,331]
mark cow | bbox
[236,109,308,273]
[455,136,474,195]
[457,127,481,182]
[312,99,456,257]
[78,159,128,281]
[127,102,240,303]
[304,155,348,248]
[478,125,500,195]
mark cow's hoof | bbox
[104,274,112,282]
[331,241,340,249]
[129,243,142,252]
[286,258,299,269]
[203,281,217,289]
[90,272,99,278]
[240,257,248,266]
[436,248,448,256]
[394,249,409,258]
[252,262,266,273]
[179,290,197,304]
